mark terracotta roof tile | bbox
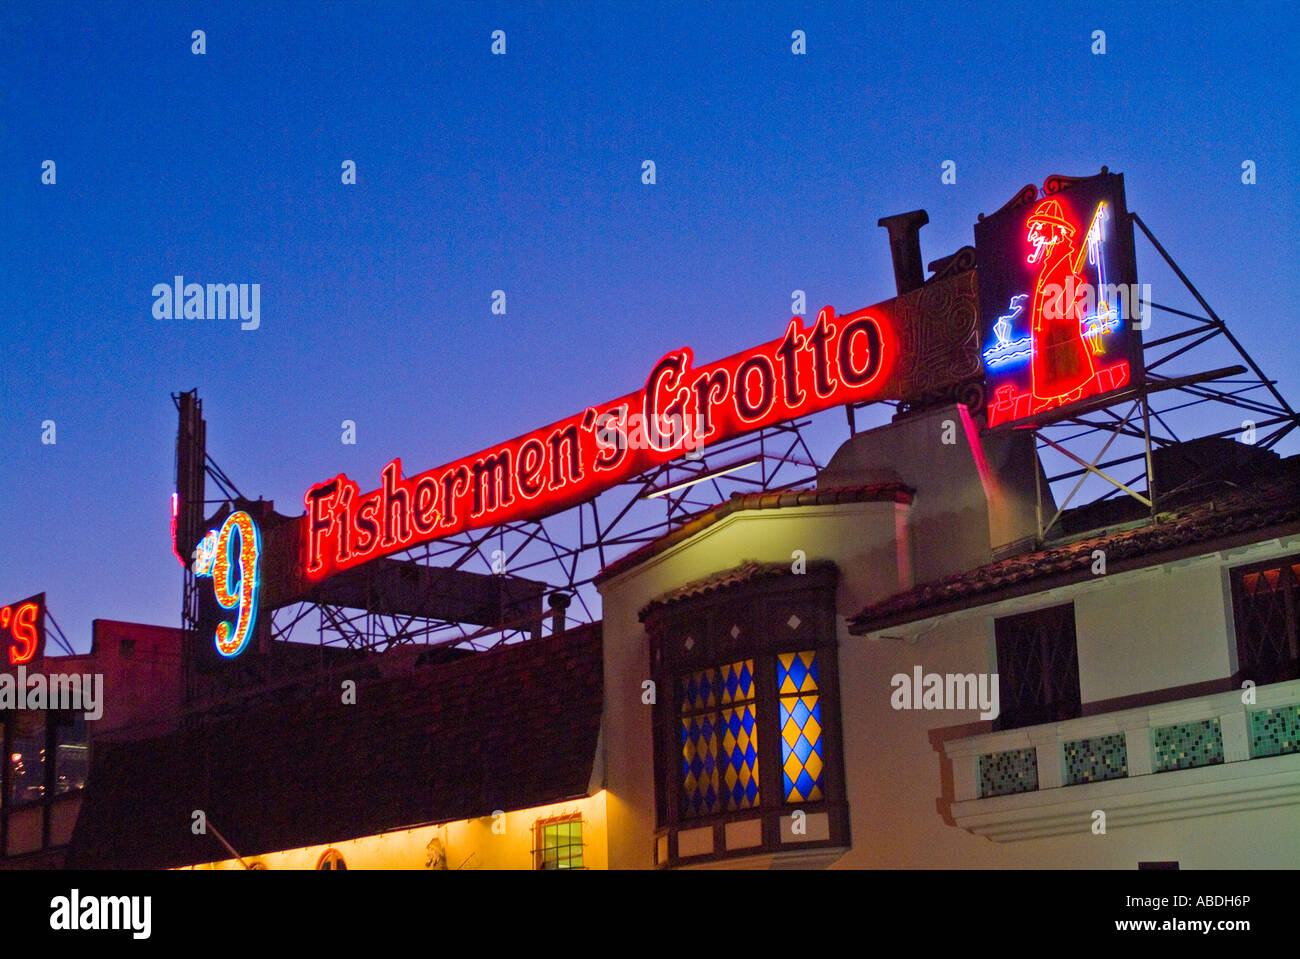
[638,559,838,621]
[597,483,912,584]
[849,469,1300,633]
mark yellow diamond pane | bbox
[720,704,760,809]
[777,650,818,694]
[719,659,755,705]
[680,668,718,714]
[780,692,825,803]
[681,714,719,817]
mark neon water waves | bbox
[191,511,261,657]
[976,171,1143,428]
[303,305,899,581]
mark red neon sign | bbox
[1025,198,1099,404]
[977,172,1142,429]
[303,306,899,580]
[0,594,44,665]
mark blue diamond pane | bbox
[791,698,811,728]
[793,734,813,763]
[795,769,815,798]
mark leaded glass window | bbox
[994,603,1081,731]
[645,560,847,865]
[1232,556,1300,687]
[681,660,758,817]
[778,651,824,802]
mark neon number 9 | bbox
[210,511,261,657]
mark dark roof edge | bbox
[639,559,839,621]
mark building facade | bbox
[596,411,1300,868]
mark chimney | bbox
[877,210,930,295]
[548,592,572,636]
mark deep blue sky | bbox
[4,1,1297,650]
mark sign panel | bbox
[301,305,901,582]
[0,593,45,665]
[977,172,1142,428]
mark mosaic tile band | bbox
[978,747,1038,798]
[1152,718,1223,773]
[1062,733,1128,785]
[1249,704,1300,759]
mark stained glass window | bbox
[778,651,824,803]
[681,660,758,816]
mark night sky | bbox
[4,1,1297,651]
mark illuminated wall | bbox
[599,406,1300,868]
[180,791,607,871]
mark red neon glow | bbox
[170,493,186,566]
[1025,198,1097,406]
[2,601,40,665]
[987,361,1131,428]
[303,306,899,580]
[984,195,1132,427]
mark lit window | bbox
[778,651,824,802]
[316,849,347,870]
[681,660,759,816]
[534,815,584,870]
[645,561,848,865]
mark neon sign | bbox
[0,594,44,665]
[302,306,900,580]
[193,511,261,657]
[976,171,1142,429]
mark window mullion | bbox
[756,650,781,844]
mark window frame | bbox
[1,707,87,857]
[316,848,347,870]
[532,813,585,870]
[1229,553,1300,688]
[645,562,849,866]
[992,601,1082,732]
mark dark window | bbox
[1230,555,1300,687]
[994,603,1081,731]
[8,712,46,805]
[1,708,87,858]
[54,713,87,795]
